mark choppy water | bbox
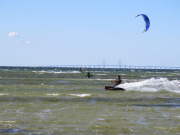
[0,67,180,134]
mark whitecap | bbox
[0,121,16,123]
[0,93,9,95]
[33,70,81,74]
[68,94,91,97]
[54,71,81,74]
[46,94,60,96]
[97,79,114,81]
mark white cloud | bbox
[26,41,30,44]
[14,40,20,44]
[13,40,21,46]
[30,37,35,40]
[8,32,18,37]
[8,32,23,37]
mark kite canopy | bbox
[136,14,150,33]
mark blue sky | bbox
[1,0,180,67]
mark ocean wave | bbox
[46,94,60,96]
[32,71,81,74]
[68,94,91,97]
[97,79,114,80]
[0,93,9,96]
[117,78,180,93]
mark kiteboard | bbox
[85,75,93,77]
[105,86,125,91]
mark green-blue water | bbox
[0,67,180,134]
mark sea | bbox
[0,66,180,134]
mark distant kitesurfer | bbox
[79,67,82,73]
[87,71,90,78]
[114,75,121,87]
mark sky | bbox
[1,0,180,67]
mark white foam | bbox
[33,71,81,74]
[0,121,16,123]
[155,72,167,74]
[97,79,114,81]
[46,94,60,96]
[0,93,9,95]
[68,94,91,97]
[116,78,180,93]
[54,71,80,74]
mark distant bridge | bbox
[45,65,180,70]
[43,59,180,69]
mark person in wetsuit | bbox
[87,71,91,78]
[79,67,82,73]
[114,75,121,86]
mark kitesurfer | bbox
[79,67,82,73]
[114,75,121,86]
[87,71,91,78]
